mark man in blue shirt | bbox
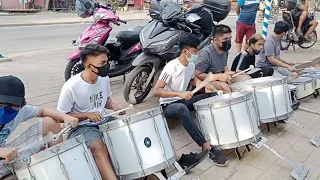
[235,0,260,52]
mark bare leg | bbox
[232,74,252,83]
[211,81,231,93]
[304,20,318,38]
[90,140,117,180]
[297,11,308,33]
[42,117,62,147]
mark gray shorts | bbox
[67,116,118,147]
[273,67,298,77]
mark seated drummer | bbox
[231,34,274,78]
[153,35,230,171]
[57,44,125,180]
[0,76,78,180]
[256,21,298,82]
[195,24,251,94]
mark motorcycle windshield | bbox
[161,2,182,21]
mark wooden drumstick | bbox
[232,65,254,78]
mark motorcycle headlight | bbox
[93,13,108,22]
[147,34,179,53]
[79,37,101,48]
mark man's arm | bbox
[236,0,244,15]
[195,50,211,81]
[267,56,291,68]
[38,108,78,124]
[153,80,182,98]
[298,0,309,11]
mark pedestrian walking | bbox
[235,0,260,52]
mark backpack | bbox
[75,0,95,18]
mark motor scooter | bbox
[65,3,143,81]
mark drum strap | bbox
[0,124,5,132]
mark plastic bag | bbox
[75,0,95,18]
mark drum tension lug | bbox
[267,124,270,132]
[273,122,277,127]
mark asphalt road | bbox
[0,15,243,56]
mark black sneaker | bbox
[178,149,209,173]
[208,146,229,167]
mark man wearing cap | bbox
[0,75,78,179]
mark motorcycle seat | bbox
[117,26,144,42]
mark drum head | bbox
[230,76,286,91]
[301,68,320,74]
[290,76,314,84]
[194,91,252,109]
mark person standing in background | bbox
[235,0,260,52]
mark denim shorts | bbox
[273,67,298,77]
[67,116,118,147]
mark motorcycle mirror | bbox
[186,13,201,23]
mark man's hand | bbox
[217,73,232,83]
[0,147,18,162]
[179,91,193,100]
[87,112,103,122]
[288,66,297,72]
[289,62,295,66]
[63,115,79,128]
[112,102,126,115]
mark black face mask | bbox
[90,63,110,77]
[221,40,232,51]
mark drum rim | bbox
[194,91,253,110]
[290,77,315,84]
[301,73,320,78]
[99,107,163,131]
[206,133,262,150]
[115,156,176,179]
[230,77,287,91]
[11,135,86,168]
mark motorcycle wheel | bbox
[117,0,127,7]
[280,32,291,51]
[123,66,154,105]
[298,31,317,49]
[64,58,84,81]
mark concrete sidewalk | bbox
[0,11,151,27]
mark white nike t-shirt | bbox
[57,73,112,125]
[159,58,195,104]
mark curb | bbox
[0,57,12,63]
[0,18,150,27]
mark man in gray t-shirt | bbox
[0,76,78,179]
[256,21,298,82]
[195,24,251,93]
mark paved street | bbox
[1,13,320,180]
[0,20,149,56]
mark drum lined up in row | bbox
[7,71,320,180]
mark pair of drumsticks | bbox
[191,65,254,95]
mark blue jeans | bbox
[161,92,217,147]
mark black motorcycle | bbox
[280,5,317,51]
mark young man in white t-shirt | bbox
[154,35,231,171]
[57,44,125,180]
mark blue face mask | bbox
[253,49,261,55]
[0,106,19,124]
[186,50,198,63]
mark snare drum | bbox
[12,135,101,180]
[290,76,316,99]
[301,73,320,89]
[99,107,175,180]
[230,77,293,123]
[194,92,261,149]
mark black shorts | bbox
[292,8,312,27]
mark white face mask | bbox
[186,50,198,63]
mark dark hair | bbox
[274,21,290,34]
[80,44,109,64]
[212,24,232,38]
[248,34,264,46]
[178,34,200,50]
